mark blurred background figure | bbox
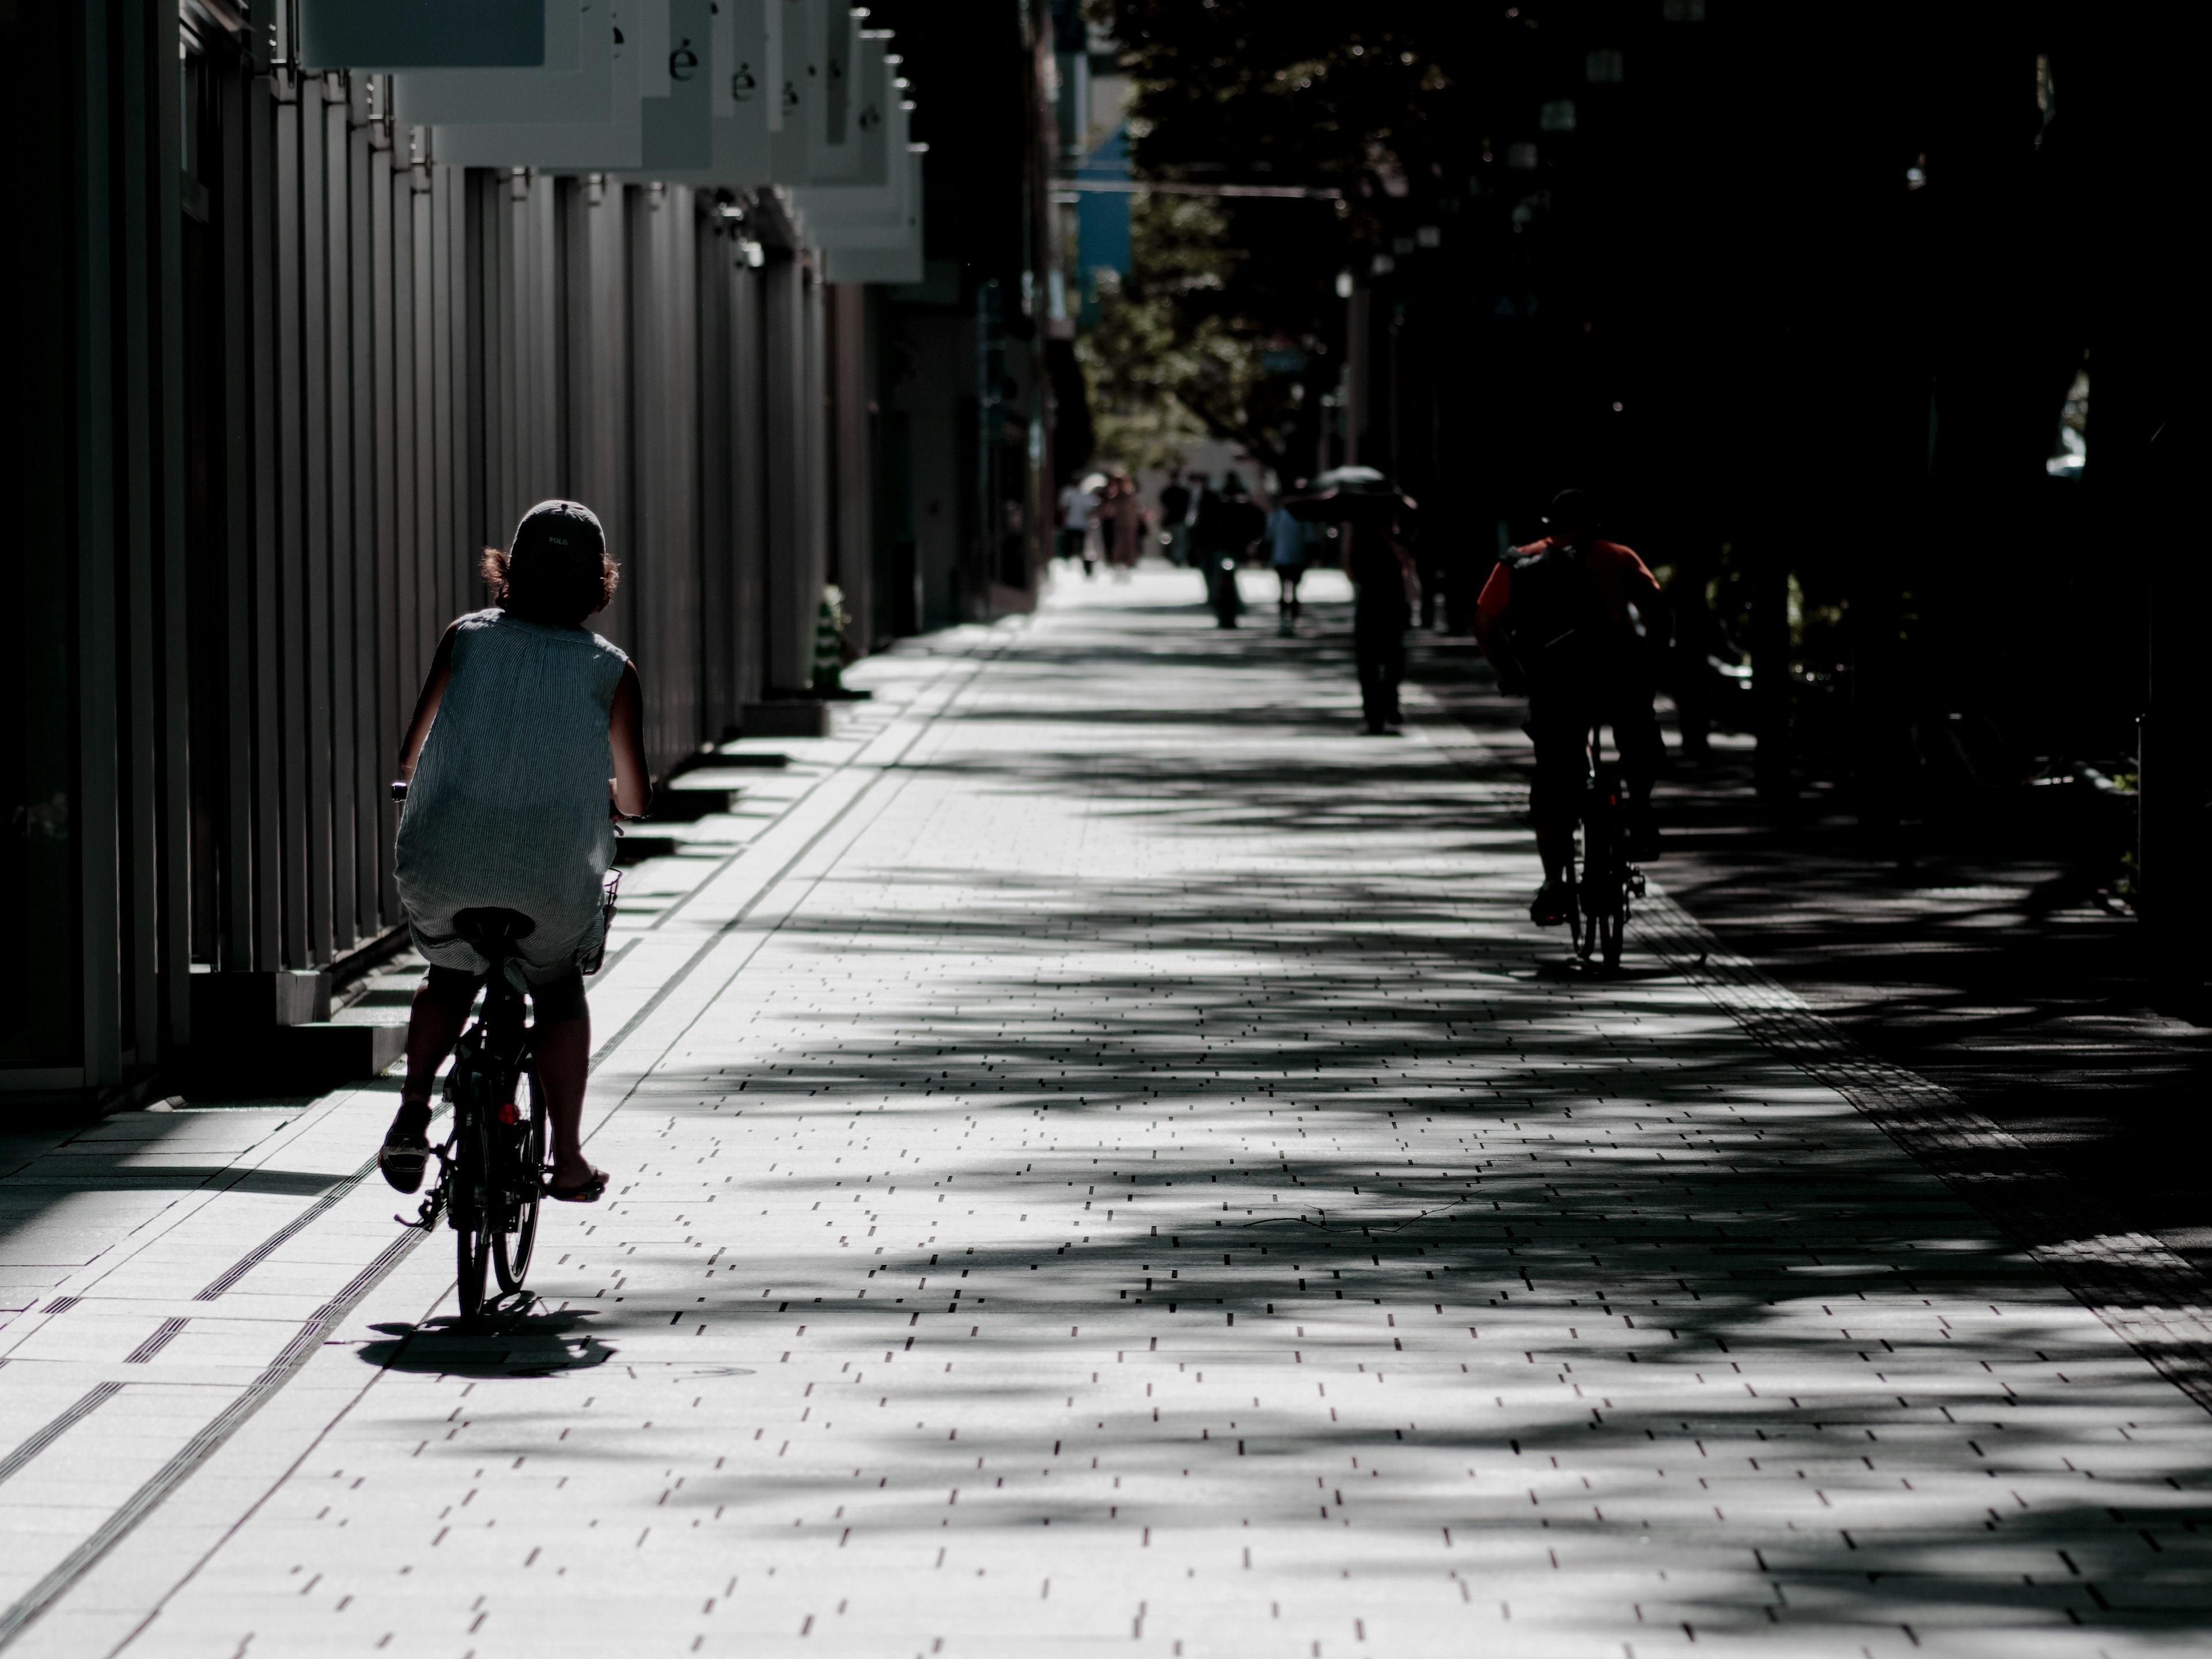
[1157,470,1193,567]
[1351,513,1418,734]
[1191,472,1257,627]
[1266,486,1315,634]
[1056,475,1092,574]
[1101,471,1147,582]
[1075,472,1108,580]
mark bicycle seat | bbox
[451,907,537,956]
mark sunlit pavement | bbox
[6,563,2211,1657]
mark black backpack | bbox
[1499,541,1611,684]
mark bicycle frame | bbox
[399,952,548,1323]
[1567,720,1645,969]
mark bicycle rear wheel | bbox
[494,1066,548,1294]
[1581,795,1630,966]
[452,1105,496,1322]
[1599,897,1625,968]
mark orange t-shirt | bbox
[1476,537,1662,628]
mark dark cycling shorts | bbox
[423,963,588,1023]
[1526,686,1663,831]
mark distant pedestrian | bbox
[1101,471,1146,581]
[1075,472,1107,579]
[1266,490,1313,634]
[1056,478,1090,570]
[1193,472,1258,627]
[1158,470,1193,567]
[1350,512,1419,734]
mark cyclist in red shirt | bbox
[1473,491,1668,926]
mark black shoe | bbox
[378,1128,430,1194]
[1529,880,1571,927]
[378,1100,435,1194]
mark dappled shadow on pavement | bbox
[363,583,2212,1648]
[1409,630,2212,1283]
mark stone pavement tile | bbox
[13,583,2212,1657]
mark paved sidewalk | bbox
[6,568,2211,1657]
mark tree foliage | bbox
[1079,1,1467,479]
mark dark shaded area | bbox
[1097,1,2206,993]
[1407,625,2212,1285]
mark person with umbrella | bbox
[1283,468,1421,733]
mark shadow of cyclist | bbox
[359,1306,615,1378]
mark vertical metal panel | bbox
[73,0,122,1083]
[730,252,767,711]
[151,0,195,1044]
[274,87,310,969]
[567,180,632,650]
[369,129,401,922]
[626,184,704,770]
[553,177,578,487]
[668,192,703,757]
[410,165,440,662]
[445,170,469,620]
[623,188,658,739]
[322,87,358,957]
[460,168,488,616]
[694,215,736,739]
[346,100,380,944]
[526,175,560,506]
[340,104,372,942]
[118,0,162,1056]
[801,263,830,675]
[220,55,259,969]
[249,77,285,973]
[392,153,419,718]
[762,251,807,695]
[301,79,337,966]
[829,281,872,655]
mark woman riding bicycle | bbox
[378,500,651,1203]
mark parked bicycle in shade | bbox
[378,501,652,1242]
[1473,490,1669,932]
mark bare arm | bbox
[396,622,460,782]
[609,661,650,818]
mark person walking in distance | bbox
[1157,469,1193,567]
[1191,471,1248,627]
[378,501,652,1203]
[1101,470,1146,581]
[1056,475,1090,570]
[1350,509,1419,733]
[1266,486,1313,634]
[1472,489,1668,927]
[1075,472,1107,579]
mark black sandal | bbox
[548,1166,609,1203]
[378,1130,431,1194]
[377,1098,435,1194]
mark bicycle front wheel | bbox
[494,1066,548,1294]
